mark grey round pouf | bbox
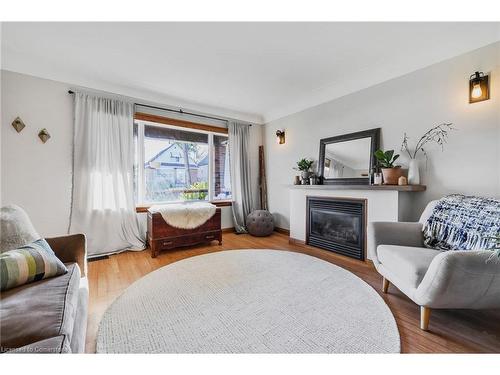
[246,210,274,236]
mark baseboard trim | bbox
[223,227,292,236]
[88,255,110,262]
[274,227,290,236]
[288,237,306,245]
[223,227,291,236]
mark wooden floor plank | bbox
[85,232,500,353]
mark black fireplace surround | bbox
[306,197,366,260]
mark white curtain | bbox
[69,92,145,256]
[228,122,254,233]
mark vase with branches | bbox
[400,123,454,184]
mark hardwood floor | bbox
[86,232,500,353]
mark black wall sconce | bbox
[276,129,285,144]
[469,71,490,103]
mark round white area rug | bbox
[97,250,400,353]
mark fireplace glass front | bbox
[307,197,366,260]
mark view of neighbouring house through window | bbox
[134,120,232,204]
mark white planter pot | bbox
[408,159,420,185]
[301,171,311,180]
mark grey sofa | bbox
[368,200,500,331]
[1,234,89,353]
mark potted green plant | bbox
[374,149,403,185]
[294,158,314,181]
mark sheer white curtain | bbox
[69,92,145,256]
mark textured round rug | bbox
[97,250,400,353]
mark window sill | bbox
[136,200,232,213]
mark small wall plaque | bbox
[38,128,51,143]
[12,117,26,133]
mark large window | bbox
[134,120,231,205]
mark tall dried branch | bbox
[401,123,455,160]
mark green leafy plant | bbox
[294,158,314,171]
[374,149,400,168]
[181,181,208,201]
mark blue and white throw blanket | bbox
[423,194,500,251]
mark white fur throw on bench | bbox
[148,202,217,229]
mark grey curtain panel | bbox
[69,92,145,256]
[228,122,254,233]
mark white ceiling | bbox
[2,22,499,123]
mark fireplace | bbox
[306,197,366,260]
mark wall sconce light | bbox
[276,129,286,144]
[469,71,489,103]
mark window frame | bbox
[134,114,232,210]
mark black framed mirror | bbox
[318,128,380,185]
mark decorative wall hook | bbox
[11,117,26,133]
[38,128,51,143]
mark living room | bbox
[1,1,500,373]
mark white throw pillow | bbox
[0,205,41,253]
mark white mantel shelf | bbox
[288,184,426,192]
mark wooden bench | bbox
[147,208,222,258]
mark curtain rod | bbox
[68,90,251,126]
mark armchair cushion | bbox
[378,245,442,289]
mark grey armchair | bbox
[368,200,500,331]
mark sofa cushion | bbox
[7,335,72,354]
[69,277,89,353]
[0,263,81,352]
[377,245,442,288]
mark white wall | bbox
[1,70,263,237]
[1,70,73,236]
[264,42,500,229]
